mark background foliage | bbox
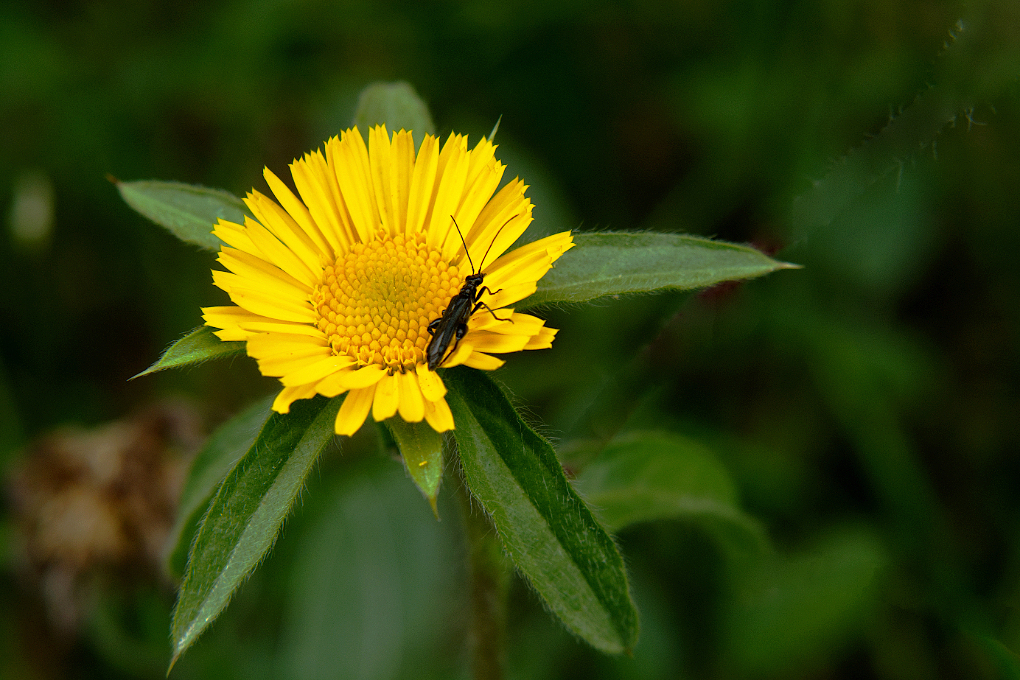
[1,0,1018,678]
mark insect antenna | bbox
[450,217,476,274]
[477,216,513,272]
[453,213,521,274]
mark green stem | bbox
[457,475,510,680]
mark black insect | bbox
[425,217,516,370]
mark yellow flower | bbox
[202,125,573,436]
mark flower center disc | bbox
[313,234,463,371]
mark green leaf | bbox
[518,232,797,310]
[385,417,445,517]
[115,179,251,251]
[725,527,886,674]
[353,81,436,139]
[445,367,639,654]
[278,458,458,680]
[133,326,245,379]
[170,395,341,669]
[165,395,274,578]
[574,431,768,556]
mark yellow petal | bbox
[484,282,537,311]
[212,269,306,308]
[291,148,349,254]
[280,354,358,387]
[396,370,425,422]
[368,125,394,235]
[463,351,505,371]
[444,137,504,261]
[463,330,530,354]
[415,364,447,402]
[524,325,558,349]
[333,126,378,243]
[460,180,533,270]
[341,363,387,390]
[231,319,324,338]
[486,230,573,282]
[463,306,511,333]
[247,334,331,375]
[256,350,334,378]
[226,286,317,324]
[315,369,353,398]
[371,372,400,421]
[469,310,548,335]
[272,384,318,413]
[483,246,553,292]
[473,177,530,238]
[240,214,319,288]
[423,396,454,432]
[211,327,250,341]
[483,230,573,297]
[369,125,414,239]
[387,129,415,235]
[462,205,532,274]
[212,219,259,256]
[431,133,470,254]
[258,170,329,269]
[246,332,328,354]
[406,134,440,237]
[203,305,279,339]
[336,386,375,436]
[322,136,363,244]
[218,247,310,295]
[439,339,473,368]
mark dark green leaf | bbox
[170,396,341,669]
[165,395,275,578]
[518,232,797,310]
[353,81,435,140]
[133,326,245,379]
[278,458,457,680]
[574,431,768,556]
[116,179,251,251]
[446,367,639,654]
[385,417,445,516]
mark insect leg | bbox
[471,299,515,323]
[440,323,469,367]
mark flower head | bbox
[203,125,572,435]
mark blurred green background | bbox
[2,0,1019,678]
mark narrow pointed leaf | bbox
[165,395,274,578]
[385,418,445,516]
[446,367,638,654]
[518,232,797,309]
[573,431,768,557]
[353,81,436,138]
[170,396,341,669]
[133,326,245,379]
[116,179,251,251]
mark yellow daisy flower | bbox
[202,125,573,436]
